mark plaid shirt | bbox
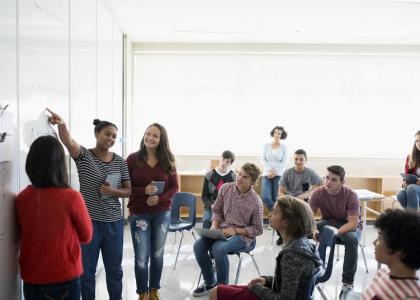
[212,182,263,246]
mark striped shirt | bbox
[74,146,130,222]
[212,182,263,246]
[362,268,420,300]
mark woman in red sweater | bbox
[126,123,179,300]
[16,136,92,300]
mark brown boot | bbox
[149,288,160,300]
[138,291,148,300]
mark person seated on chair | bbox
[209,195,322,300]
[361,209,420,300]
[397,130,420,211]
[201,150,236,229]
[277,149,324,245]
[192,163,264,297]
[309,165,360,296]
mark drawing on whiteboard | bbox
[22,111,58,148]
[0,109,14,162]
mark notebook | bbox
[194,228,227,240]
[400,173,418,185]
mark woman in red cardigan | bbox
[397,130,420,210]
[16,136,92,300]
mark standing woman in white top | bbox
[261,126,288,212]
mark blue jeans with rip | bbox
[397,184,420,210]
[81,220,124,300]
[261,176,281,211]
[317,220,359,284]
[129,211,170,294]
[193,235,250,285]
[24,277,80,300]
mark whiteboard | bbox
[133,52,419,158]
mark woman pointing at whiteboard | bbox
[47,108,131,300]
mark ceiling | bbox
[104,0,420,44]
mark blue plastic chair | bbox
[315,225,338,300]
[168,192,197,270]
[305,267,323,300]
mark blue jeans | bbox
[317,220,359,284]
[81,220,124,300]
[397,184,420,210]
[203,209,212,229]
[261,176,281,211]
[193,235,248,285]
[129,211,170,294]
[24,277,80,300]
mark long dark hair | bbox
[137,123,176,173]
[408,130,420,169]
[26,135,69,188]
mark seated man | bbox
[201,150,236,229]
[309,165,360,296]
[192,163,264,297]
[279,149,324,201]
[277,149,324,245]
[361,209,420,300]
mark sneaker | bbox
[192,283,216,297]
[339,283,354,299]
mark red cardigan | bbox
[16,186,92,284]
[126,152,179,215]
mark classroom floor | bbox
[94,222,380,300]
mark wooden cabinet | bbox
[178,172,400,220]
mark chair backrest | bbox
[316,225,338,284]
[304,267,323,300]
[170,192,196,226]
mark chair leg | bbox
[336,244,340,261]
[197,271,202,288]
[359,243,369,273]
[234,254,242,285]
[191,230,196,241]
[173,231,184,270]
[316,285,329,300]
[249,253,262,276]
[271,230,275,246]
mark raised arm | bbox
[46,108,81,159]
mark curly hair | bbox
[270,126,288,139]
[241,163,261,184]
[276,195,315,238]
[375,209,420,270]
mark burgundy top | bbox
[404,155,418,175]
[126,152,179,214]
[309,185,361,229]
[16,186,92,284]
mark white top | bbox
[261,142,287,176]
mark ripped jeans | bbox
[129,211,170,294]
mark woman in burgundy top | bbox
[16,136,92,300]
[126,123,179,300]
[397,130,420,210]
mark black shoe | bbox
[276,236,283,246]
[192,283,216,297]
